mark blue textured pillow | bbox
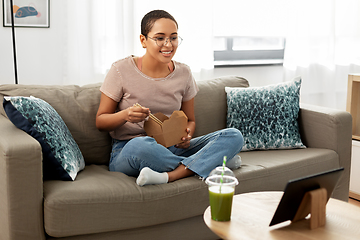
[225,78,305,151]
[3,96,85,180]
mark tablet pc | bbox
[269,167,344,226]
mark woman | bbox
[96,10,243,186]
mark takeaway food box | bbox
[144,110,188,148]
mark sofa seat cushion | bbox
[43,165,209,238]
[43,148,339,238]
[235,148,339,193]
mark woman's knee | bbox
[224,128,244,151]
[230,128,243,141]
[122,136,157,157]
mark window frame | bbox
[214,36,286,67]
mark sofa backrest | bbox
[0,83,112,165]
[193,76,249,138]
[0,75,248,165]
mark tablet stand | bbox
[292,188,327,229]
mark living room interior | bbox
[1,0,360,239]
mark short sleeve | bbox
[182,67,199,102]
[100,63,123,102]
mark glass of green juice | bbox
[205,166,239,221]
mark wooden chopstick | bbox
[134,103,163,125]
[149,115,163,125]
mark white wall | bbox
[0,1,66,85]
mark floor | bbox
[349,197,360,207]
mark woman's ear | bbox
[140,34,147,48]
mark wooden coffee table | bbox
[203,191,360,240]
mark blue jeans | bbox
[109,128,243,178]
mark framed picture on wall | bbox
[2,0,49,28]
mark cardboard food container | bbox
[144,110,188,148]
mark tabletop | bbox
[203,191,360,240]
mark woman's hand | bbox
[175,128,192,149]
[126,105,150,123]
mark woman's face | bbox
[142,18,179,64]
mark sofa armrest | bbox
[0,115,45,240]
[299,103,352,201]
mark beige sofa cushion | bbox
[193,76,249,138]
[43,165,209,237]
[0,83,111,165]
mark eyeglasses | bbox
[147,36,183,47]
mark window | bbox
[212,0,290,67]
[214,36,286,66]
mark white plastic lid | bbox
[205,166,239,186]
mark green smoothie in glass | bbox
[209,185,235,221]
[206,165,238,222]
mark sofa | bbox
[0,76,352,240]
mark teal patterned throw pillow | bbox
[3,96,85,180]
[225,78,305,151]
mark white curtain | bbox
[283,0,360,110]
[63,0,136,85]
[62,0,214,86]
[211,0,360,110]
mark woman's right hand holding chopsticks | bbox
[134,103,163,125]
[126,104,150,123]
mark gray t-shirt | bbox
[100,55,199,140]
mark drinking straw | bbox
[220,156,227,193]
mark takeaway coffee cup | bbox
[205,166,239,221]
